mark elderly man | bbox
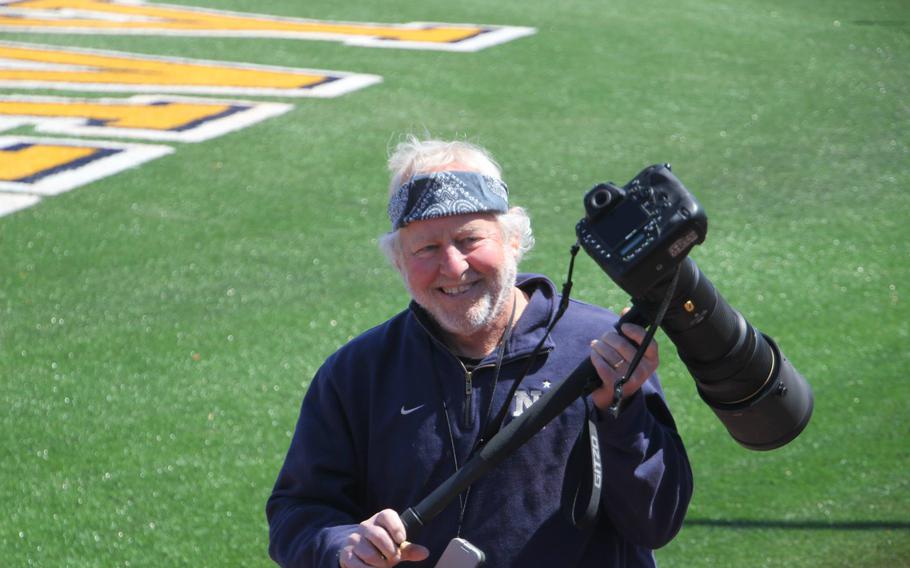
[267,138,693,567]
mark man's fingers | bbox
[373,509,407,545]
[341,509,420,567]
[358,522,398,563]
[590,338,626,369]
[590,348,617,380]
[399,541,430,562]
[339,537,373,568]
[595,330,639,365]
[588,320,662,412]
[618,324,659,361]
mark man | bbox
[267,137,693,567]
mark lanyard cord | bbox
[427,342,471,536]
[473,293,518,448]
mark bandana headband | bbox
[388,170,509,229]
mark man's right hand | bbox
[339,509,430,567]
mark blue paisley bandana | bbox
[388,170,509,229]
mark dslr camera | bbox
[576,164,813,450]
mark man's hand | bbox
[339,509,430,567]
[589,321,659,412]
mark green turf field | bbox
[1,0,908,566]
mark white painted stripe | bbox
[0,192,40,217]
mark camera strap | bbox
[607,266,681,418]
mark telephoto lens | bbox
[632,258,813,450]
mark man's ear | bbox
[508,232,522,259]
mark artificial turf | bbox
[1,0,908,565]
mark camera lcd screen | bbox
[593,200,650,250]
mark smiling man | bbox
[267,137,693,567]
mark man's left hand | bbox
[589,322,659,411]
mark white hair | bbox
[386,135,502,199]
[379,136,534,267]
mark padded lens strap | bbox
[562,410,603,529]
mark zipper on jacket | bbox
[463,368,474,430]
[412,300,552,434]
[411,311,551,431]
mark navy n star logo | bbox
[512,388,546,417]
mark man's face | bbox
[397,213,518,337]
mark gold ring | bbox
[611,357,625,369]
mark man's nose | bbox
[439,244,469,277]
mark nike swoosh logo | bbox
[400,404,425,416]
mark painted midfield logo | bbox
[0,0,535,218]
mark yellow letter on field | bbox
[0,0,535,51]
[0,136,173,195]
[0,41,381,97]
[0,95,293,142]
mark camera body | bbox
[576,164,707,299]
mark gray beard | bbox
[408,257,517,338]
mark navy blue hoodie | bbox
[267,274,692,567]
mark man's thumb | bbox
[399,541,430,562]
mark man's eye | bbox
[415,245,437,255]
